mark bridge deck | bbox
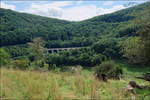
[46,47,88,50]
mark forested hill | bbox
[0,2,149,48]
[0,9,71,47]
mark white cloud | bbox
[98,5,126,15]
[1,2,16,10]
[23,1,73,18]
[76,0,83,5]
[22,1,126,21]
[61,5,125,21]
[61,5,99,21]
[103,1,114,6]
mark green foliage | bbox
[79,53,105,67]
[3,45,29,58]
[92,38,121,59]
[137,9,150,65]
[45,48,106,67]
[94,60,123,79]
[119,8,150,65]
[117,23,138,37]
[120,37,146,65]
[0,2,149,48]
[0,2,150,67]
[12,59,29,69]
[0,48,10,66]
[28,38,45,68]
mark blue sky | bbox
[1,1,148,21]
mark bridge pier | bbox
[51,50,54,54]
[45,47,87,54]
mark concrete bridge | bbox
[45,47,88,54]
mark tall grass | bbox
[47,77,62,100]
[1,63,150,99]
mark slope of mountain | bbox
[0,9,71,46]
[0,2,149,48]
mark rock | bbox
[129,81,147,89]
[124,84,135,94]
[124,81,147,94]
[129,81,137,88]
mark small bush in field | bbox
[13,59,29,69]
[94,60,123,79]
[0,48,10,66]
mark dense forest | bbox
[0,2,149,48]
[0,2,150,67]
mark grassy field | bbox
[0,63,150,100]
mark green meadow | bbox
[1,62,150,100]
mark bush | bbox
[0,48,10,66]
[94,60,123,79]
[12,59,30,70]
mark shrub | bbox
[0,48,10,66]
[94,60,123,80]
[12,59,30,70]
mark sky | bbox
[0,0,148,21]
